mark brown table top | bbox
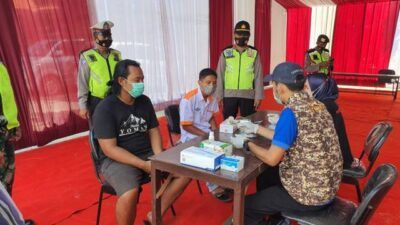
[150,110,277,185]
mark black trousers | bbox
[223,97,255,119]
[245,166,326,225]
[87,95,103,128]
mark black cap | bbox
[317,34,329,44]
[234,21,250,34]
[264,62,305,85]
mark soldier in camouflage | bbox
[240,62,342,225]
[0,61,21,195]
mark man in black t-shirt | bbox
[93,59,190,225]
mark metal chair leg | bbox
[170,204,176,216]
[168,130,175,147]
[196,180,203,195]
[96,186,104,225]
[355,182,362,202]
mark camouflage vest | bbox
[279,92,343,206]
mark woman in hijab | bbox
[304,73,356,169]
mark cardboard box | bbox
[199,140,233,155]
[219,120,238,133]
[221,155,245,172]
[180,146,224,171]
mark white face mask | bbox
[273,88,283,105]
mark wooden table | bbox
[150,110,274,225]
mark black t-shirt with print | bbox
[93,94,159,162]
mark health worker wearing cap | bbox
[239,62,342,225]
[305,34,333,76]
[216,21,264,119]
[77,20,122,120]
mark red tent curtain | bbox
[331,2,366,74]
[275,0,311,67]
[209,0,233,70]
[0,0,93,148]
[254,0,272,74]
[358,1,400,73]
[332,1,400,84]
[286,7,311,66]
[0,0,33,148]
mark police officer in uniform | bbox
[305,34,333,76]
[77,20,122,120]
[216,20,264,119]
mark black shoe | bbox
[24,219,35,225]
[213,189,233,202]
[267,217,290,225]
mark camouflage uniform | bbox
[0,61,18,195]
[280,91,343,206]
[0,131,15,194]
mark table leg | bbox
[152,166,162,225]
[232,185,245,225]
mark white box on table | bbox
[199,140,233,155]
[180,146,224,171]
[220,155,245,172]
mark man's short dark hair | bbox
[199,68,217,80]
[111,59,141,95]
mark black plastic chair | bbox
[164,104,181,147]
[377,69,396,95]
[378,69,396,84]
[164,104,203,195]
[342,122,393,202]
[283,163,398,225]
[88,131,175,225]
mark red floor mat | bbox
[12,90,400,225]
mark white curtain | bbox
[301,0,336,50]
[234,0,256,46]
[270,0,287,71]
[89,0,209,106]
[389,14,400,75]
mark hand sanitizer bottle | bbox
[209,131,215,141]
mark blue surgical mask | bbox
[203,84,216,95]
[127,82,144,98]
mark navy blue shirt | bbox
[272,108,298,151]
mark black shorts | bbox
[100,152,153,196]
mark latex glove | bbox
[238,121,259,134]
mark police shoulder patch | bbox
[88,54,97,62]
[113,53,120,61]
[224,48,234,58]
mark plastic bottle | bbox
[209,131,215,141]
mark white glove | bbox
[238,121,259,134]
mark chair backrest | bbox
[359,122,393,174]
[351,164,398,225]
[378,69,396,83]
[164,104,181,134]
[88,131,103,183]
